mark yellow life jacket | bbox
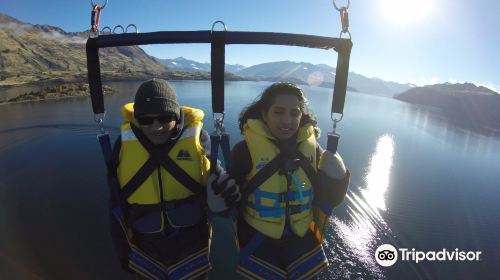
[242,119,317,239]
[117,103,210,233]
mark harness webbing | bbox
[211,31,225,115]
[331,42,352,115]
[294,152,319,188]
[241,153,284,202]
[120,125,204,199]
[241,144,317,204]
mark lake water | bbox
[1,80,499,279]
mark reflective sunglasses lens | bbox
[138,117,155,125]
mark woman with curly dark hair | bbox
[207,82,350,279]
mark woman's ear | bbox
[261,110,267,122]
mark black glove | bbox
[207,173,241,213]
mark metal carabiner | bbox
[113,25,125,34]
[331,112,343,132]
[212,112,226,135]
[90,0,108,9]
[126,24,139,33]
[94,112,107,134]
[211,20,228,33]
[339,30,352,40]
[332,0,350,11]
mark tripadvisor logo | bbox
[375,244,482,267]
[375,244,398,267]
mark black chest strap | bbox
[241,141,318,202]
[120,125,205,199]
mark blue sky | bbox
[2,0,499,90]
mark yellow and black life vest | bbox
[117,103,210,233]
[242,119,317,239]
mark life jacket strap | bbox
[247,189,314,218]
[121,124,204,199]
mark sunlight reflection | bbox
[329,134,395,273]
[362,134,394,212]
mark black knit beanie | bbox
[134,79,180,119]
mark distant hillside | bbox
[395,83,500,132]
[236,61,412,95]
[155,57,245,73]
[0,12,167,84]
[237,61,338,87]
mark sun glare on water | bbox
[381,0,434,25]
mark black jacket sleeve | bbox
[314,143,350,209]
[228,140,252,187]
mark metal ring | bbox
[113,25,125,34]
[211,21,227,33]
[212,112,226,135]
[100,26,112,34]
[339,30,352,40]
[126,24,139,33]
[94,112,106,125]
[332,0,350,11]
[213,112,225,122]
[91,0,108,9]
[331,112,344,123]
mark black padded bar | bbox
[87,31,350,50]
[225,31,349,50]
[332,40,353,114]
[211,31,226,114]
[86,39,105,114]
[86,30,352,116]
[87,31,211,48]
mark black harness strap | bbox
[120,125,204,199]
[241,154,284,201]
[211,31,225,114]
[241,141,321,202]
[331,42,352,115]
[294,151,320,188]
[121,158,159,199]
[160,156,205,196]
[86,39,105,115]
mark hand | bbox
[207,173,241,213]
[318,151,347,179]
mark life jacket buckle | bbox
[279,158,300,176]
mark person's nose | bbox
[281,113,292,126]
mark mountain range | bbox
[1,12,414,98]
[156,58,414,96]
[0,13,166,81]
[155,57,246,73]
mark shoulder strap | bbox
[121,125,205,199]
[294,151,319,187]
[241,153,284,201]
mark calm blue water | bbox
[1,80,499,279]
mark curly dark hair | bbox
[238,82,320,137]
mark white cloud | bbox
[40,30,86,44]
[1,22,86,44]
[0,22,31,34]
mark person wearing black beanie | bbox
[106,78,231,279]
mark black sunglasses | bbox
[137,115,176,125]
